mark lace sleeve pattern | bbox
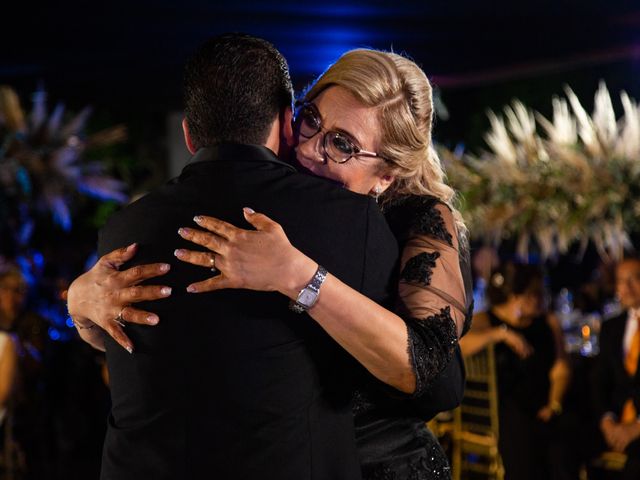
[384,195,473,396]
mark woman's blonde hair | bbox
[302,49,467,246]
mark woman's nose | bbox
[297,134,326,164]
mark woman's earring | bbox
[373,186,382,203]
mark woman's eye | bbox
[303,110,321,129]
[332,135,354,155]
[308,116,320,129]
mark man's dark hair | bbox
[183,33,293,148]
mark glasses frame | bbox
[295,102,386,164]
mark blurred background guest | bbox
[460,262,573,480]
[0,331,17,421]
[590,256,640,480]
[0,265,50,479]
[0,313,18,475]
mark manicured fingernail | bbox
[243,207,255,214]
[178,228,187,236]
[126,243,137,252]
[193,215,203,223]
[160,287,172,296]
[174,249,184,258]
[160,263,170,272]
[125,346,133,354]
[147,314,159,325]
[187,285,197,293]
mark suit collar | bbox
[185,143,296,173]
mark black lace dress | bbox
[354,195,474,480]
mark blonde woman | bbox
[68,49,472,479]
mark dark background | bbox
[3,0,640,151]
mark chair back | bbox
[452,344,504,480]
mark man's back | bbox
[98,144,398,480]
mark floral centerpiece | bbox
[443,82,640,261]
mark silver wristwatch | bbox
[289,265,328,313]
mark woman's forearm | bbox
[548,358,571,406]
[547,314,571,406]
[459,328,501,356]
[280,256,416,394]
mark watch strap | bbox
[289,265,328,313]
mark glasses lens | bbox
[299,105,321,138]
[325,132,354,163]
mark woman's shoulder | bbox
[383,194,455,247]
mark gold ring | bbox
[209,254,217,272]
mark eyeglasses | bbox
[295,102,386,164]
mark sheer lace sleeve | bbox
[386,196,472,397]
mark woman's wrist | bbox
[66,290,94,329]
[493,325,507,343]
[280,250,318,300]
[66,275,89,320]
[548,400,563,416]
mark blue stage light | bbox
[48,327,61,341]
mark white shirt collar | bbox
[623,309,640,355]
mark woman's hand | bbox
[601,417,640,452]
[536,405,554,422]
[536,401,561,422]
[175,208,316,297]
[66,243,172,352]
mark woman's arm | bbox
[178,213,415,392]
[538,313,571,421]
[0,335,17,407]
[176,207,468,394]
[459,312,533,358]
[459,313,503,356]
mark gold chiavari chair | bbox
[590,450,627,476]
[452,345,504,480]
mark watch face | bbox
[298,288,317,307]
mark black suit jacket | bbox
[98,144,399,480]
[591,311,640,420]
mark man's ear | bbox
[280,107,295,148]
[182,118,197,155]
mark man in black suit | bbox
[592,256,640,479]
[71,34,398,479]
